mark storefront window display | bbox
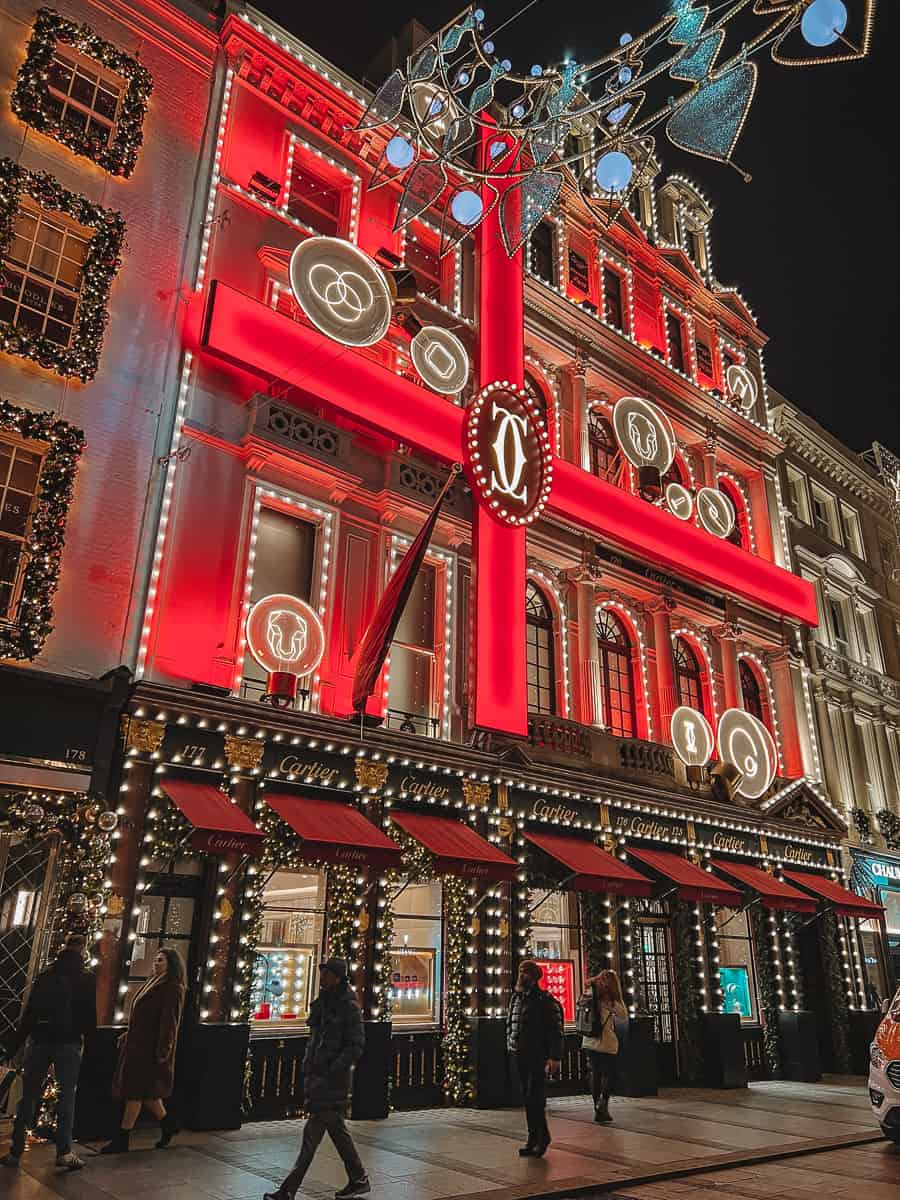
[126,856,202,1014]
[251,869,326,1027]
[530,890,582,1022]
[859,916,890,1006]
[391,880,442,1026]
[715,907,759,1023]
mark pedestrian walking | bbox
[506,959,563,1158]
[579,969,627,1123]
[263,957,369,1200]
[1,932,97,1173]
[100,948,185,1153]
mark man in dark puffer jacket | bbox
[264,958,368,1200]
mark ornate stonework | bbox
[462,780,492,807]
[354,760,388,791]
[120,717,165,755]
[224,735,265,771]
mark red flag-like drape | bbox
[352,464,461,714]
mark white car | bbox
[869,987,900,1143]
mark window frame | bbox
[587,406,621,483]
[809,482,841,544]
[44,45,123,150]
[785,465,811,525]
[596,606,638,737]
[11,9,152,178]
[529,887,584,1024]
[0,436,44,621]
[390,878,444,1029]
[673,636,708,719]
[602,265,626,332]
[715,906,762,1026]
[840,503,865,560]
[528,220,558,287]
[526,580,557,716]
[250,867,328,1032]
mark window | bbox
[588,409,619,481]
[665,311,685,373]
[694,336,714,380]
[688,230,707,272]
[715,907,760,1024]
[529,221,556,286]
[826,592,852,657]
[243,507,316,696]
[785,466,811,525]
[659,194,680,244]
[739,660,766,724]
[124,857,202,1015]
[597,608,637,737]
[810,483,840,543]
[0,439,42,619]
[718,479,747,549]
[387,561,438,734]
[530,889,582,1021]
[628,186,645,226]
[524,376,549,432]
[673,636,705,716]
[287,162,344,236]
[391,880,442,1026]
[602,267,624,331]
[857,606,882,670]
[251,869,327,1027]
[406,227,444,304]
[1,198,91,349]
[840,504,865,560]
[880,537,897,579]
[526,581,557,715]
[45,48,122,149]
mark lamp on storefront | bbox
[710,759,743,803]
[245,593,326,707]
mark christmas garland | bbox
[12,8,152,178]
[852,808,872,844]
[749,905,782,1076]
[876,809,900,850]
[819,911,851,1073]
[580,891,610,977]
[0,399,84,659]
[0,159,125,380]
[671,900,704,1083]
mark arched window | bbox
[596,607,636,737]
[525,374,554,450]
[588,408,619,480]
[739,659,765,724]
[718,478,748,549]
[673,636,705,715]
[526,581,556,715]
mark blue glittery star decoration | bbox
[668,4,709,46]
[669,30,725,82]
[500,170,563,256]
[666,63,757,163]
[356,69,406,130]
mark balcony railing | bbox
[527,712,593,760]
[385,708,440,738]
[813,642,900,703]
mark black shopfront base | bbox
[614,1015,658,1096]
[848,1008,882,1076]
[701,1012,747,1088]
[778,1011,822,1082]
[74,1023,249,1140]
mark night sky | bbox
[260,1,897,455]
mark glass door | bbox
[635,910,678,1083]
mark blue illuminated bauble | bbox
[607,102,632,126]
[619,65,632,84]
[456,70,470,85]
[800,0,847,47]
[474,7,485,19]
[620,32,633,46]
[489,138,507,158]
[451,188,484,225]
[484,39,494,53]
[429,97,443,117]
[386,136,414,169]
[595,150,633,192]
[501,59,512,71]
[512,103,525,118]
[530,64,542,76]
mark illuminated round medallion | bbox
[246,593,326,679]
[410,325,470,394]
[716,708,777,801]
[612,396,676,475]
[696,486,736,540]
[665,482,693,521]
[289,237,392,347]
[670,705,714,767]
[464,380,553,526]
[725,363,758,413]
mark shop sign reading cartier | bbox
[614,809,687,844]
[767,838,829,867]
[695,824,760,857]
[261,741,351,791]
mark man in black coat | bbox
[265,958,369,1200]
[1,933,97,1173]
[506,959,563,1157]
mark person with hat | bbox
[506,960,563,1158]
[264,957,368,1200]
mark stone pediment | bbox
[759,779,847,835]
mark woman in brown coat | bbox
[101,948,185,1153]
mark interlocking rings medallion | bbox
[289,237,392,347]
[465,381,553,526]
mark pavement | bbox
[0,1077,885,1200]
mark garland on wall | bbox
[671,900,704,1084]
[0,160,125,380]
[852,808,873,845]
[876,809,900,850]
[0,400,84,660]
[11,8,153,178]
[819,911,852,1073]
[580,891,610,978]
[749,905,782,1076]
[324,864,360,963]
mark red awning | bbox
[160,779,264,856]
[265,793,403,869]
[782,870,885,919]
[710,860,817,913]
[523,831,652,896]
[627,847,742,906]
[389,811,518,882]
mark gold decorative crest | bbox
[224,735,265,770]
[355,760,388,791]
[463,780,492,806]
[120,716,165,754]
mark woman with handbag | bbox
[100,949,185,1153]
[580,970,626,1123]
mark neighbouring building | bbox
[772,397,900,999]
[0,0,217,1050]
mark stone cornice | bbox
[772,404,891,515]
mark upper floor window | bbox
[739,660,765,723]
[857,605,883,671]
[810,483,841,543]
[602,267,624,331]
[0,162,124,380]
[596,608,637,737]
[840,503,865,560]
[287,161,344,237]
[405,228,442,301]
[687,230,707,273]
[785,465,811,525]
[529,221,557,286]
[11,10,152,178]
[673,636,706,717]
[826,592,852,658]
[665,311,686,373]
[526,581,556,715]
[588,408,619,481]
[718,478,749,550]
[0,439,42,620]
[387,558,447,737]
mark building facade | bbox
[772,398,900,997]
[0,0,217,1047]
